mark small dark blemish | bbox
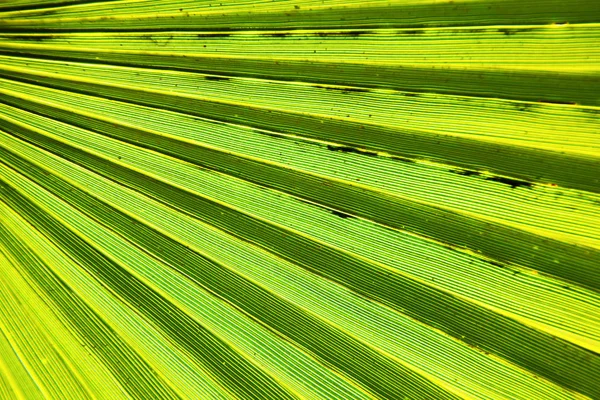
[312,31,368,37]
[252,129,286,140]
[403,30,424,35]
[197,33,231,38]
[402,92,420,97]
[265,33,288,37]
[390,155,416,163]
[514,102,534,112]
[451,169,481,177]
[314,85,369,94]
[327,145,378,157]
[6,35,55,41]
[37,9,57,16]
[341,87,369,94]
[348,30,372,36]
[294,5,300,9]
[466,29,486,34]
[498,28,534,36]
[205,76,231,81]
[331,210,355,219]
[538,99,577,105]
[486,176,533,189]
[490,261,504,268]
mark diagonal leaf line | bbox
[0,133,462,400]
[0,112,599,399]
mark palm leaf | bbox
[0,1,599,399]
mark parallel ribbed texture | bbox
[0,1,599,399]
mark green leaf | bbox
[0,1,599,399]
